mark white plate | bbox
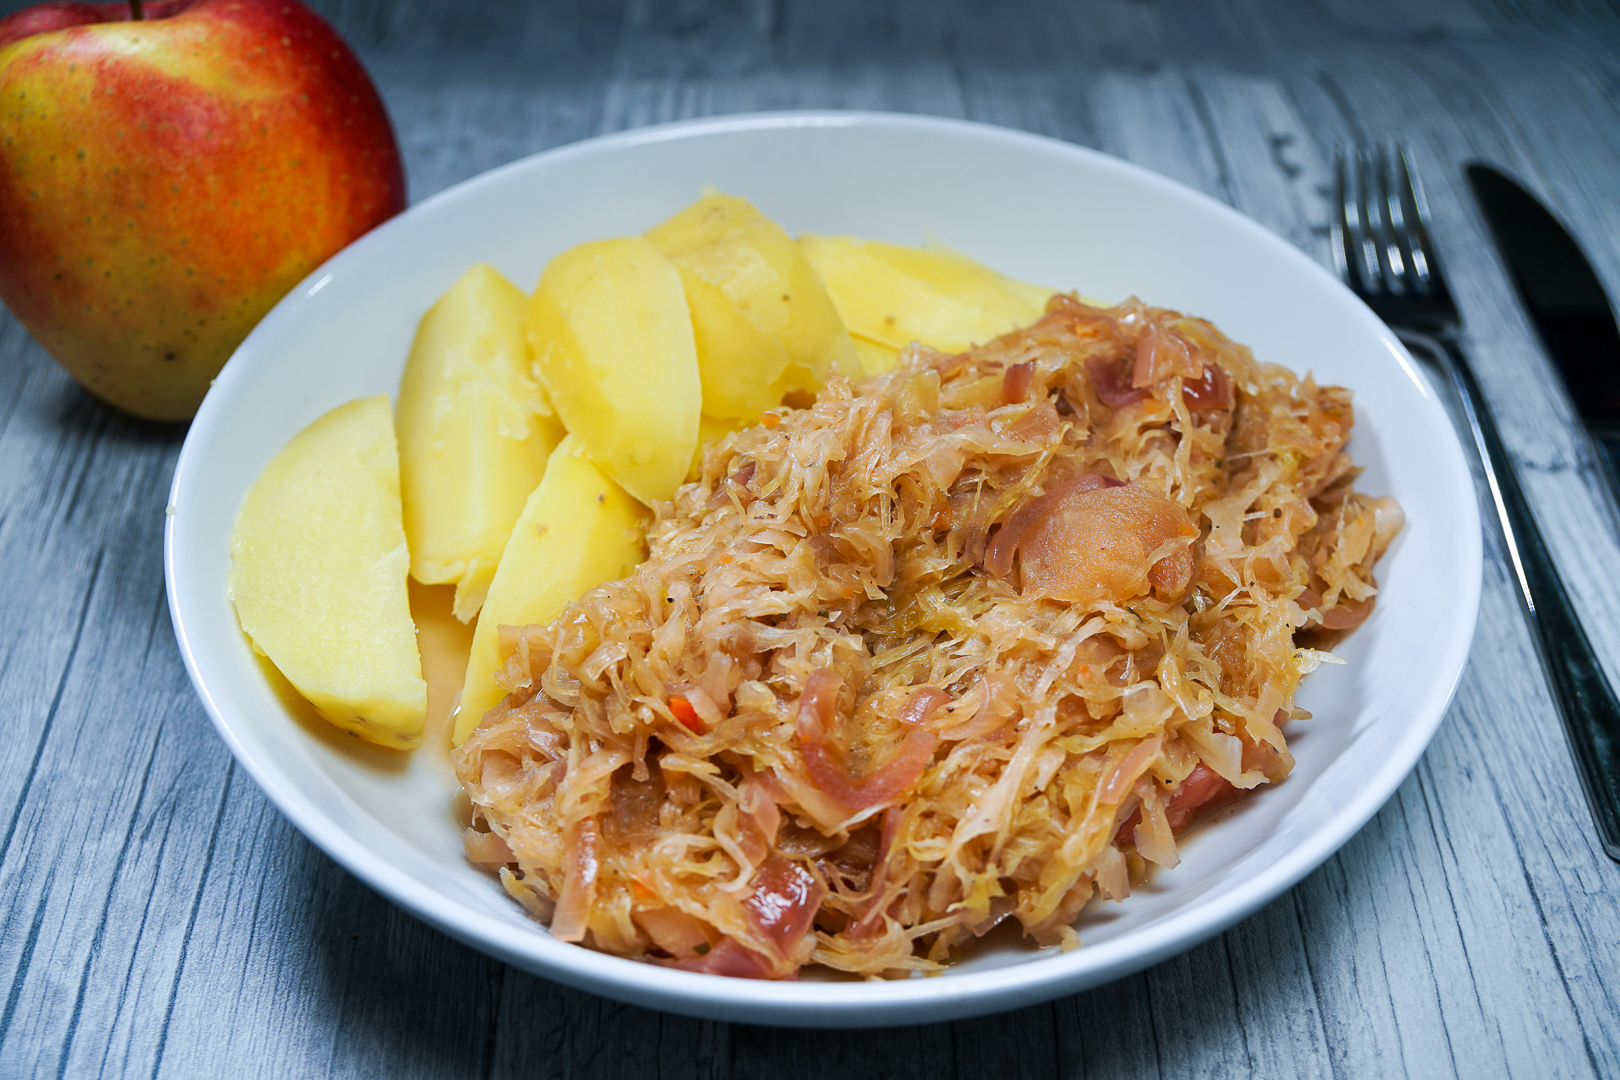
[165,111,1482,1027]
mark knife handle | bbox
[1414,329,1620,861]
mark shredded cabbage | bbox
[454,296,1402,978]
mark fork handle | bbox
[1408,328,1620,861]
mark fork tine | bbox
[1345,146,1384,294]
[1392,146,1439,297]
[1380,145,1410,289]
[1359,146,1394,294]
[1372,145,1409,294]
[1330,146,1352,286]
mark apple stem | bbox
[130,0,143,19]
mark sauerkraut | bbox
[453,295,1403,979]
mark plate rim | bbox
[164,108,1484,1027]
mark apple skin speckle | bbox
[0,0,405,420]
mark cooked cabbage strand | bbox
[454,295,1402,978]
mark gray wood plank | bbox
[1080,63,1603,1080]
[0,346,199,1079]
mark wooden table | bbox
[3,0,1618,1075]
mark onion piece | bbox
[851,806,905,937]
[1131,789,1179,868]
[745,855,825,957]
[1164,763,1243,831]
[802,732,937,811]
[1002,361,1035,403]
[1099,736,1162,805]
[636,906,715,960]
[739,775,783,849]
[938,670,1018,742]
[795,668,842,744]
[897,686,951,727]
[1182,362,1233,412]
[1369,495,1405,558]
[985,473,1115,580]
[551,817,600,943]
[990,478,1195,606]
[1086,355,1147,407]
[797,669,939,810]
[671,938,782,979]
[1320,594,1375,631]
[1132,322,1203,388]
[462,828,514,868]
[671,856,824,979]
[967,895,1017,938]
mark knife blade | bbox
[1468,162,1620,861]
[1466,163,1620,498]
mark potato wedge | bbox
[647,194,860,420]
[228,396,426,750]
[397,263,564,623]
[676,267,793,420]
[528,238,701,505]
[799,236,1054,370]
[688,413,747,482]
[850,336,901,377]
[862,240,1053,317]
[454,436,647,745]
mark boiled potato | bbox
[528,238,701,505]
[677,269,793,420]
[799,236,1054,372]
[454,436,647,744]
[688,413,748,482]
[396,263,564,623]
[863,240,1053,316]
[646,194,860,421]
[850,337,900,377]
[228,396,426,750]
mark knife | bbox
[1467,163,1620,504]
[1468,162,1620,861]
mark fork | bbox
[1333,144,1620,861]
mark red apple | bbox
[0,0,405,420]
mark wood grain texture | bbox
[2,0,1618,1076]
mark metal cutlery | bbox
[1466,163,1620,509]
[1332,144,1620,861]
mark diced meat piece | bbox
[1164,764,1243,832]
[995,479,1199,606]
